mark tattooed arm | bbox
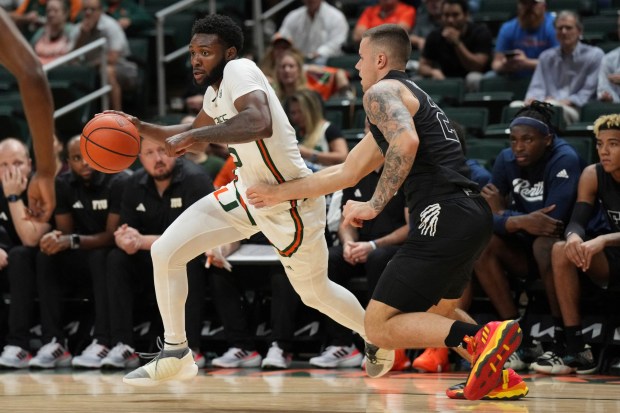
[341,80,419,227]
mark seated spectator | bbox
[491,0,558,79]
[29,136,126,369]
[473,101,583,371]
[272,49,351,102]
[520,11,603,125]
[207,234,299,370]
[418,0,493,92]
[310,166,409,370]
[102,0,152,36]
[285,89,348,171]
[597,15,620,103]
[10,0,81,36]
[352,0,416,44]
[259,33,296,83]
[30,0,74,65]
[276,0,348,64]
[0,138,53,368]
[99,139,212,369]
[530,114,620,375]
[409,0,442,51]
[70,0,138,110]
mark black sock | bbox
[444,321,482,348]
[553,321,565,352]
[565,326,584,354]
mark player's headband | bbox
[510,116,550,136]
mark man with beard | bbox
[418,0,493,92]
[491,0,558,79]
[473,101,583,371]
[113,14,394,386]
[26,136,127,369]
[98,139,213,370]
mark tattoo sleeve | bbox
[364,83,417,213]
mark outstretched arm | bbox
[246,133,384,207]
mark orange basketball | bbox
[80,114,141,173]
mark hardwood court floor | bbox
[1,366,620,412]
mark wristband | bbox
[309,152,318,163]
[5,194,20,203]
[369,240,377,250]
[70,234,80,249]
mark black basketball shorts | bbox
[372,194,492,313]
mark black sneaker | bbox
[564,346,597,375]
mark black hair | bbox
[443,0,470,14]
[191,14,244,53]
[512,100,556,134]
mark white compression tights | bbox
[150,192,368,346]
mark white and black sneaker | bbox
[101,342,140,369]
[72,340,110,369]
[0,345,32,369]
[29,338,72,369]
[309,345,363,368]
[532,346,597,375]
[211,347,262,368]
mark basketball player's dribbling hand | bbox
[26,172,55,223]
[342,200,378,228]
[246,183,282,208]
[101,110,141,130]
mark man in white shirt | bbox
[276,0,348,64]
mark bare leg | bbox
[474,235,528,319]
[365,299,459,350]
[534,236,561,318]
[429,299,476,362]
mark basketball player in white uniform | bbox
[113,15,394,386]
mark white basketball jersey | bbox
[202,59,310,214]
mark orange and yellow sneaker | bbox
[446,368,528,400]
[462,320,523,400]
[412,347,450,373]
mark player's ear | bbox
[376,52,387,70]
[225,46,237,61]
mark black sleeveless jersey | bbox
[596,163,620,232]
[368,70,478,210]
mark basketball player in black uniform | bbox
[532,114,620,375]
[247,24,524,400]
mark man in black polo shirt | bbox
[100,139,213,369]
[308,168,408,369]
[0,138,52,368]
[25,136,128,369]
[417,0,493,92]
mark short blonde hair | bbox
[593,114,620,137]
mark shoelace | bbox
[136,337,166,373]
